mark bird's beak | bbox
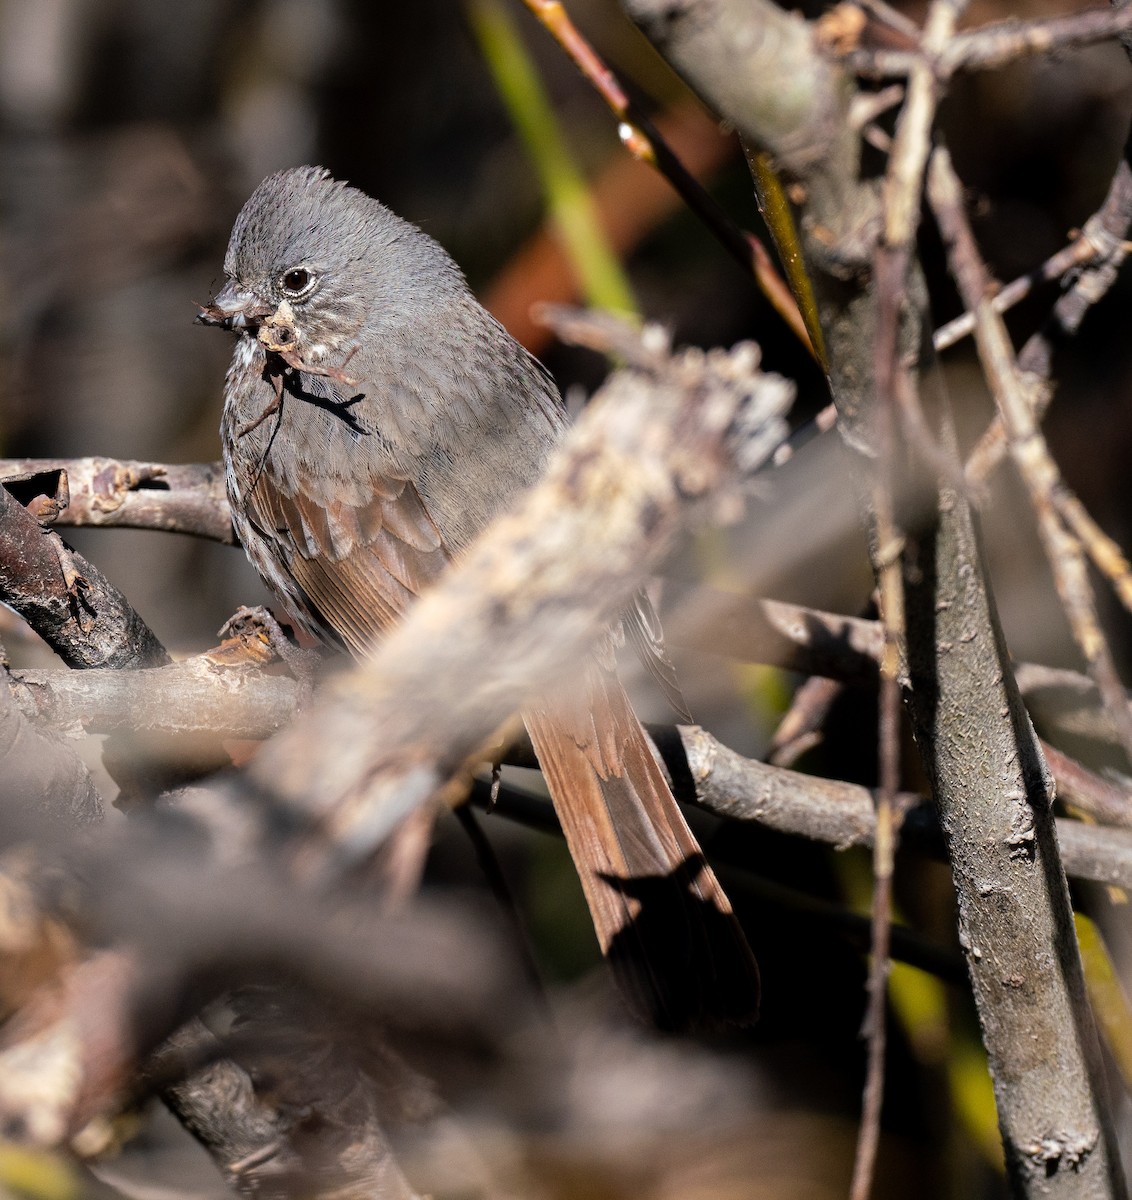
[196,280,275,331]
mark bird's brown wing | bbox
[246,459,452,656]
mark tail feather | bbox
[523,670,760,1031]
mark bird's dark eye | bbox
[280,268,314,297]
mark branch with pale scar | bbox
[0,459,233,544]
[240,314,794,869]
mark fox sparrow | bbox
[200,166,759,1029]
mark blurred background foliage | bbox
[2,0,1132,1197]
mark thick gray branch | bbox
[11,657,300,740]
[678,726,1132,890]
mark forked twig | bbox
[964,158,1132,481]
[929,144,1132,769]
[934,226,1108,353]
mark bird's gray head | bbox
[199,166,465,360]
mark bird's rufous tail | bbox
[523,669,760,1031]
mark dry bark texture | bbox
[617,0,1129,1194]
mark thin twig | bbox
[942,5,1132,73]
[934,228,1104,353]
[929,144,1132,770]
[850,1,965,1188]
[770,402,837,467]
[846,4,1132,76]
[850,662,900,1200]
[767,675,844,767]
[1051,489,1132,614]
[517,0,814,353]
[1041,739,1132,829]
[965,158,1132,481]
[852,0,923,43]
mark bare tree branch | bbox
[676,726,1132,890]
[942,6,1132,72]
[0,477,169,670]
[155,1013,426,1200]
[617,1,1127,1194]
[847,5,1132,76]
[10,656,301,740]
[966,157,1132,482]
[937,211,1122,356]
[1041,740,1132,829]
[0,459,234,545]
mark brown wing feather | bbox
[246,463,453,656]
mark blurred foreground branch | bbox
[11,638,1132,888]
[0,316,793,1171]
[236,314,793,862]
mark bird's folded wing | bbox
[247,461,452,658]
